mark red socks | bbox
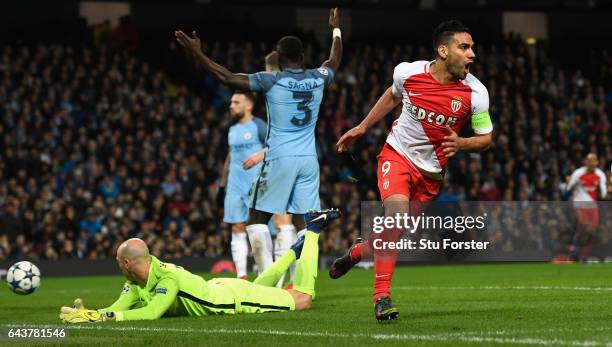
[349,228,402,302]
[373,228,401,302]
[373,255,397,302]
[349,242,365,261]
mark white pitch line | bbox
[28,286,612,296]
[4,324,611,346]
[32,286,612,296]
[457,327,612,338]
[390,286,612,292]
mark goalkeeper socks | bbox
[231,231,249,278]
[288,228,305,284]
[246,224,274,274]
[253,250,296,287]
[296,228,306,239]
[293,230,320,298]
[292,227,308,280]
[275,224,297,287]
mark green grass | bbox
[2,263,612,346]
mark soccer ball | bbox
[6,261,41,295]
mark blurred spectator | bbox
[0,35,610,261]
[80,210,102,236]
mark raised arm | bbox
[321,8,343,72]
[175,30,250,90]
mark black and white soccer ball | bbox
[6,261,41,295]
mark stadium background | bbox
[0,0,611,274]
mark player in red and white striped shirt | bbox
[567,153,607,206]
[566,153,608,261]
[331,20,493,321]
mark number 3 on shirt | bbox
[291,91,313,126]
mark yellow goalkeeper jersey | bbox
[98,256,239,321]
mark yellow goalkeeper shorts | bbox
[210,278,295,314]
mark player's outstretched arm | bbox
[60,282,142,323]
[321,8,343,72]
[175,30,250,90]
[97,282,140,313]
[337,87,401,152]
[108,279,179,321]
[59,298,115,323]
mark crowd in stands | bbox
[0,32,610,261]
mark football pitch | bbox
[2,263,612,346]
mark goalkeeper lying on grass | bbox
[59,209,339,323]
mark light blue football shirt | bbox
[227,117,267,196]
[248,67,334,160]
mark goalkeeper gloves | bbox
[59,298,116,323]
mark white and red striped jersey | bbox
[567,166,607,202]
[386,60,492,177]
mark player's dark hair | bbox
[432,20,471,52]
[234,90,256,105]
[276,36,304,63]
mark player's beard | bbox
[451,62,467,80]
[452,65,467,80]
[448,56,469,80]
[230,111,244,122]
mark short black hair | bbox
[233,90,256,105]
[276,36,304,62]
[432,20,471,52]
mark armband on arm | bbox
[471,111,493,134]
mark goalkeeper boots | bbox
[329,238,364,279]
[374,296,399,322]
[305,208,341,233]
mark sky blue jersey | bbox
[227,117,267,196]
[248,67,334,160]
